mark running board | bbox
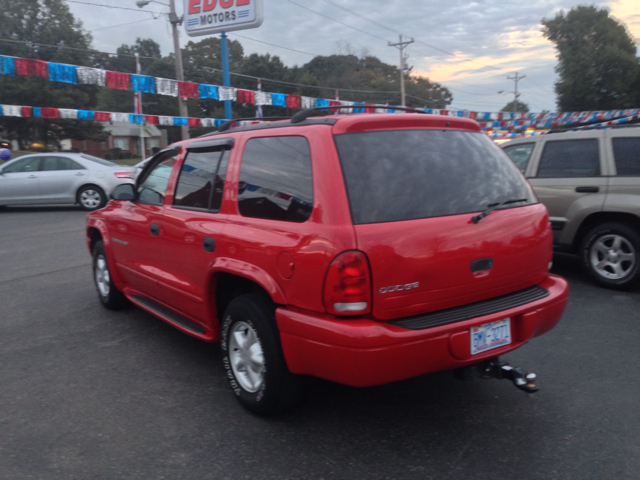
[131,295,206,334]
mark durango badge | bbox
[379,282,419,294]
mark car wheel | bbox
[221,294,303,415]
[78,185,106,211]
[93,240,129,309]
[581,223,640,290]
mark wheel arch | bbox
[573,212,640,251]
[76,183,106,203]
[207,262,286,336]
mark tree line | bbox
[0,1,638,147]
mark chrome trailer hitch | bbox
[454,357,539,393]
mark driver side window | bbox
[3,157,42,173]
[137,156,176,206]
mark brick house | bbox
[65,122,167,159]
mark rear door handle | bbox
[575,186,599,193]
[150,223,160,236]
[203,237,215,252]
[75,172,86,176]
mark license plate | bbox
[470,318,511,355]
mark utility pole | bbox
[388,35,414,107]
[507,72,526,114]
[168,0,189,140]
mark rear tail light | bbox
[323,251,372,316]
[114,172,133,179]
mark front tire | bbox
[581,223,640,290]
[221,294,303,415]
[92,240,129,309]
[78,185,106,211]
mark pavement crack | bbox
[0,262,91,285]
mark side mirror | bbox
[111,183,136,201]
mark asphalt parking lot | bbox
[1,206,639,479]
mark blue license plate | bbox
[470,318,511,355]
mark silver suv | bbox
[502,128,640,289]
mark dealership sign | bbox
[184,0,263,37]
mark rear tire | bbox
[580,223,640,290]
[78,185,106,211]
[221,294,303,415]
[92,240,129,309]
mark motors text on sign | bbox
[184,0,264,36]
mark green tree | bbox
[500,100,530,113]
[0,0,106,149]
[542,5,640,111]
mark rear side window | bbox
[238,136,313,222]
[612,138,640,176]
[42,156,84,171]
[503,143,534,172]
[334,129,536,224]
[173,148,230,211]
[536,139,600,178]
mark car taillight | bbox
[323,251,372,316]
[114,172,133,179]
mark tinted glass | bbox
[503,143,535,172]
[80,153,117,166]
[174,151,217,209]
[612,138,640,176]
[2,157,42,173]
[238,136,313,222]
[42,156,84,171]
[211,150,230,211]
[537,139,600,178]
[173,148,229,210]
[334,129,536,225]
[137,156,176,206]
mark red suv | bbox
[87,111,569,415]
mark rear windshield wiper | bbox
[472,198,528,224]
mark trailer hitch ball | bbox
[499,364,539,393]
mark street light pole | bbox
[137,0,189,140]
[168,0,189,140]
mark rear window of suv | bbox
[334,129,536,224]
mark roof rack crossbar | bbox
[290,105,428,124]
[218,116,291,133]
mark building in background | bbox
[63,123,167,159]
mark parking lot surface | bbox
[1,207,638,479]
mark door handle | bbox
[203,237,216,252]
[75,172,85,176]
[28,175,37,179]
[575,186,599,193]
[150,223,160,236]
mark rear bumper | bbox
[276,274,568,387]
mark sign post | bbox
[184,0,264,121]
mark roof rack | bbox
[290,105,428,124]
[217,116,291,133]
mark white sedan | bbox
[0,153,135,210]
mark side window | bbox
[503,143,534,172]
[238,136,313,223]
[536,139,600,178]
[2,157,42,173]
[612,138,640,176]
[137,156,176,206]
[173,148,229,211]
[42,156,84,171]
[211,150,230,211]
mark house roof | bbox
[104,122,162,138]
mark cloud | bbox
[67,0,637,113]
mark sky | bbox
[65,0,640,114]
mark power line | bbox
[92,18,157,32]
[229,33,319,58]
[64,0,163,15]
[321,0,504,72]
